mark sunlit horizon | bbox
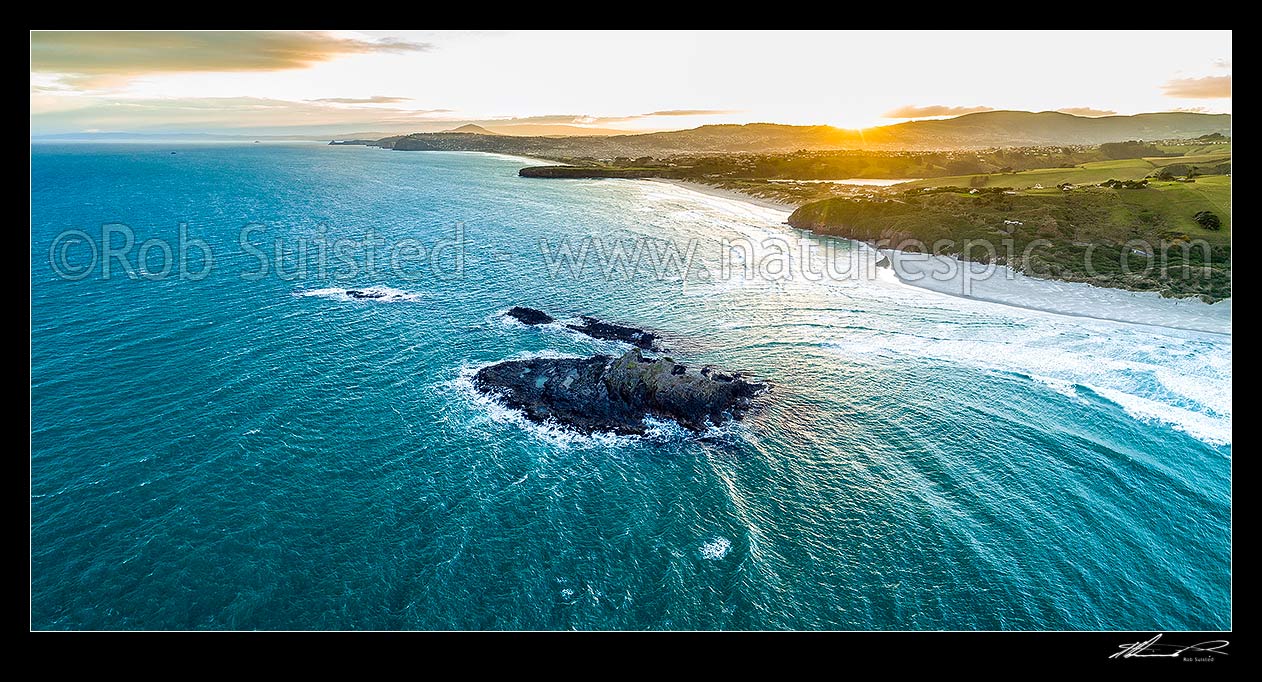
[31,30,1232,137]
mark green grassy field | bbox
[904,149,1231,191]
[1019,175,1232,232]
[1118,176,1231,232]
[1147,152,1232,168]
[902,159,1152,190]
[1156,143,1232,156]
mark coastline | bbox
[645,178,799,213]
[642,175,1231,336]
[876,248,1231,336]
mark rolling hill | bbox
[384,111,1231,156]
[441,124,501,135]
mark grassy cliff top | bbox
[787,179,1231,301]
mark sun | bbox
[831,116,887,131]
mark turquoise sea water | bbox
[30,143,1231,630]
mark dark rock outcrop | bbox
[473,348,766,435]
[506,306,555,325]
[346,290,387,299]
[566,316,660,350]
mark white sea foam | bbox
[818,309,1231,446]
[495,309,526,327]
[1030,373,1231,445]
[1031,376,1087,403]
[1152,367,1233,418]
[1090,386,1231,446]
[293,286,421,303]
[698,536,732,560]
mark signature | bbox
[1111,634,1230,659]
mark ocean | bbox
[30,143,1231,630]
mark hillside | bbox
[442,124,501,135]
[383,111,1231,156]
[878,111,1232,148]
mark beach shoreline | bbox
[645,178,799,213]
[876,248,1232,335]
[642,173,1231,336]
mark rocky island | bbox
[479,308,767,435]
[505,306,555,325]
[505,307,663,350]
[565,316,661,350]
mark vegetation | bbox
[787,181,1231,301]
[1100,178,1149,189]
[1195,210,1223,230]
[1098,140,1171,159]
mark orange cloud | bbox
[1161,75,1232,99]
[882,104,994,118]
[643,109,740,117]
[1056,107,1117,117]
[309,96,416,105]
[30,96,454,135]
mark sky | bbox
[30,30,1232,137]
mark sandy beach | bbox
[645,178,799,213]
[877,246,1231,335]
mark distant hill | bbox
[876,111,1233,148]
[442,124,501,135]
[386,111,1231,156]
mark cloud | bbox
[30,31,430,79]
[484,109,740,126]
[1056,107,1117,117]
[642,109,740,117]
[1169,106,1210,114]
[308,96,417,105]
[30,95,456,135]
[488,114,605,125]
[882,104,994,118]
[1213,58,1231,69]
[1161,75,1232,99]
